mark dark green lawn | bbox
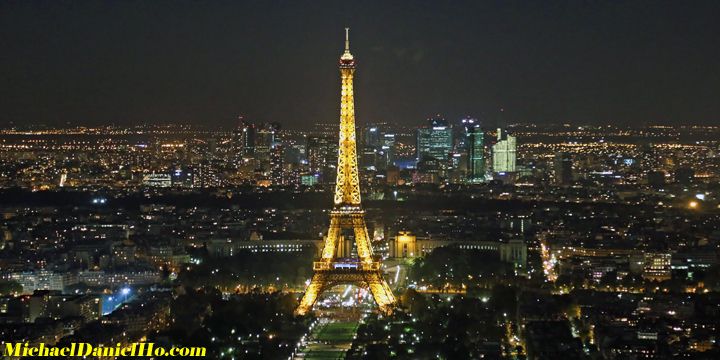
[316,322,359,342]
[304,350,346,359]
[304,321,359,359]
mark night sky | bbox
[1,1,719,129]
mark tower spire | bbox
[341,27,354,61]
[345,27,350,51]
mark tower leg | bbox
[321,215,342,260]
[296,273,325,316]
[352,214,373,263]
[365,272,396,315]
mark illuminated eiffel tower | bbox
[295,29,396,316]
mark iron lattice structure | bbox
[295,29,396,316]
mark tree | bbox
[0,280,22,295]
[599,270,618,288]
[489,285,517,316]
[400,289,430,317]
[700,265,720,291]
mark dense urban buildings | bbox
[3,118,720,359]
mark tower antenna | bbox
[345,27,350,51]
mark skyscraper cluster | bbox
[409,115,518,184]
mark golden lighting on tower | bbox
[295,29,396,316]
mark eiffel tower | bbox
[295,29,396,316]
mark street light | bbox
[121,287,131,303]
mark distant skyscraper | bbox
[233,118,255,157]
[380,133,396,169]
[492,128,516,173]
[417,116,452,163]
[363,125,382,149]
[467,124,485,182]
[230,117,256,164]
[415,157,442,184]
[193,161,222,188]
[361,146,378,170]
[361,123,395,170]
[306,135,337,178]
[457,117,479,151]
[270,144,284,185]
[255,122,280,164]
[284,142,305,165]
[554,152,573,185]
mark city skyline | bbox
[2,3,720,359]
[2,1,720,129]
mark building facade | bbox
[492,128,516,173]
[417,116,453,163]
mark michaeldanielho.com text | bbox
[4,342,206,357]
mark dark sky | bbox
[1,1,719,129]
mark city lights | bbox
[1,3,719,359]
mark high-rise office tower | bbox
[361,123,395,170]
[467,124,485,182]
[417,116,452,163]
[554,152,573,185]
[457,117,479,151]
[306,135,337,178]
[363,125,382,149]
[361,146,378,170]
[255,122,280,165]
[270,144,284,185]
[232,117,255,158]
[240,119,256,157]
[492,128,516,173]
[192,161,222,188]
[283,140,305,165]
[379,132,396,169]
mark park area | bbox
[301,321,359,360]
